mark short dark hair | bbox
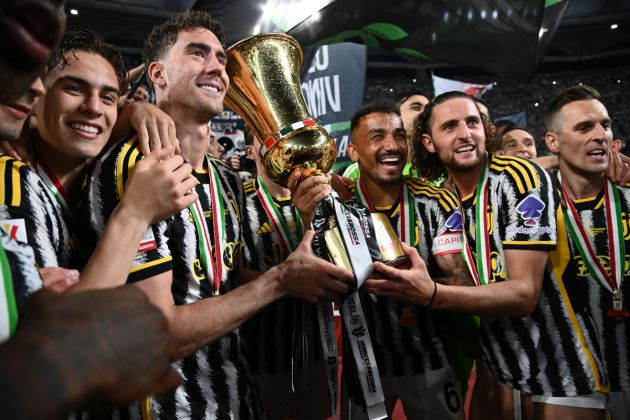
[350,101,401,137]
[501,124,526,138]
[396,89,428,105]
[48,29,126,91]
[411,91,500,181]
[143,10,227,67]
[545,84,602,131]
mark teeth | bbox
[457,145,473,152]
[200,85,219,92]
[588,149,605,156]
[70,123,99,134]
[380,157,400,163]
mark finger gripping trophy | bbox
[225,33,400,420]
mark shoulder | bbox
[405,177,458,213]
[489,154,550,195]
[0,155,36,206]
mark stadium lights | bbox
[70,8,78,15]
[611,23,619,30]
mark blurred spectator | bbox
[500,125,538,159]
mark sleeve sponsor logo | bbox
[445,212,463,232]
[432,232,463,255]
[515,194,545,227]
[0,219,28,243]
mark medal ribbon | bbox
[36,157,72,218]
[560,178,625,294]
[256,176,303,252]
[0,238,16,342]
[355,178,415,245]
[454,159,490,286]
[189,159,226,294]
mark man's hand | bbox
[606,148,630,186]
[125,101,179,156]
[329,173,353,201]
[287,169,332,227]
[120,145,199,225]
[39,267,79,293]
[364,242,435,305]
[1,287,181,419]
[277,230,353,303]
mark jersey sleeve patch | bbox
[432,232,464,256]
[0,219,27,243]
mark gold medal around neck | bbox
[608,289,629,319]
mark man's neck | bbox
[559,162,604,200]
[360,175,400,208]
[33,133,87,196]
[257,164,290,199]
[161,102,210,170]
[450,162,484,198]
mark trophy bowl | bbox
[224,33,336,186]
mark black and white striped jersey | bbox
[350,177,461,376]
[466,155,606,396]
[0,155,77,268]
[240,178,321,374]
[78,136,262,419]
[552,182,630,392]
[0,225,42,343]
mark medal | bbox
[189,157,227,296]
[256,176,303,252]
[561,178,628,319]
[453,156,490,286]
[399,305,417,327]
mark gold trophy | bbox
[225,33,336,187]
[224,33,396,419]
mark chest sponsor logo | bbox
[0,219,28,243]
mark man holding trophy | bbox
[80,10,353,419]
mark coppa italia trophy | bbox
[225,33,404,420]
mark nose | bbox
[29,77,45,99]
[456,121,471,140]
[80,93,103,117]
[592,123,608,143]
[203,52,225,75]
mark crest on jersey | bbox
[445,212,463,232]
[515,195,545,226]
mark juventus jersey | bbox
[78,136,262,420]
[240,179,321,374]
[0,155,77,268]
[463,155,605,396]
[553,182,630,392]
[350,177,462,375]
[0,226,42,343]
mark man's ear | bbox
[545,132,560,154]
[147,61,166,88]
[422,134,436,153]
[347,142,359,162]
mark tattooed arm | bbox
[433,253,475,287]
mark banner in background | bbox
[432,74,494,97]
[496,111,528,128]
[301,42,367,168]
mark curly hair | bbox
[48,29,126,91]
[410,91,500,182]
[143,10,227,67]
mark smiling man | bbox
[339,102,469,420]
[80,10,352,419]
[365,91,607,419]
